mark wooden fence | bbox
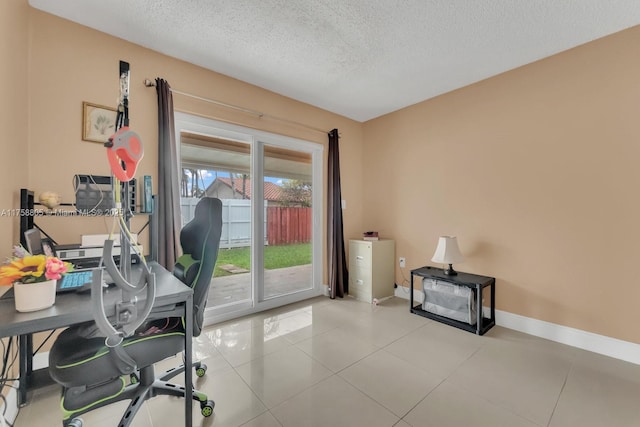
[266,206,311,245]
[181,198,310,247]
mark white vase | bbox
[14,279,56,312]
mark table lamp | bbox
[431,236,465,275]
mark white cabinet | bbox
[348,239,395,303]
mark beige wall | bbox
[364,25,640,343]
[0,0,30,394]
[0,0,29,258]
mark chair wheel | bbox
[67,418,84,427]
[200,400,215,417]
[195,364,207,377]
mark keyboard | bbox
[58,270,94,293]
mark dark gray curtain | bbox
[155,78,182,269]
[328,129,348,298]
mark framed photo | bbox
[41,238,56,257]
[82,102,117,143]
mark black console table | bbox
[410,266,496,335]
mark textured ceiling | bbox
[29,0,640,122]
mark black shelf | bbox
[410,266,496,335]
[20,188,157,260]
[29,209,150,217]
[33,200,150,216]
[411,304,495,335]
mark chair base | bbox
[61,362,213,427]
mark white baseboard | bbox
[323,284,330,297]
[394,285,421,302]
[1,353,49,425]
[394,285,640,365]
[1,381,19,426]
[495,309,640,365]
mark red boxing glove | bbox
[106,127,143,182]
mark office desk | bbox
[0,262,194,426]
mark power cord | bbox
[0,394,8,427]
[32,330,56,356]
[0,338,16,386]
[0,338,17,427]
[398,264,411,293]
[0,393,12,427]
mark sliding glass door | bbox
[175,113,323,324]
[180,133,253,315]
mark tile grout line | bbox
[545,361,573,427]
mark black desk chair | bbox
[49,197,223,427]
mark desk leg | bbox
[409,272,414,312]
[184,294,193,426]
[18,334,34,406]
[490,281,496,323]
[476,286,482,335]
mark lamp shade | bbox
[431,236,465,264]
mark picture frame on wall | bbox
[82,101,117,143]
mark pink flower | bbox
[45,257,68,280]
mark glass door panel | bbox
[262,145,313,299]
[180,134,253,312]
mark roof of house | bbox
[213,177,282,201]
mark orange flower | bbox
[0,255,46,285]
[0,251,72,285]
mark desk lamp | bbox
[431,236,465,276]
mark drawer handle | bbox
[356,256,364,260]
[356,279,364,285]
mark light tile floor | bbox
[14,296,640,427]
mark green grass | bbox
[214,243,311,277]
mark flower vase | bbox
[14,279,56,312]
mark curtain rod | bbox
[143,78,332,135]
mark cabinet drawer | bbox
[349,265,371,283]
[351,254,370,268]
[349,241,372,268]
[349,274,371,290]
[349,277,372,302]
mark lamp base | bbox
[444,264,458,276]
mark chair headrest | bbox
[180,197,222,261]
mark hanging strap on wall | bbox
[106,61,144,182]
[116,60,130,130]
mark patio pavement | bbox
[207,264,313,307]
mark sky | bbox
[183,169,283,194]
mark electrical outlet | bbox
[399,257,406,268]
